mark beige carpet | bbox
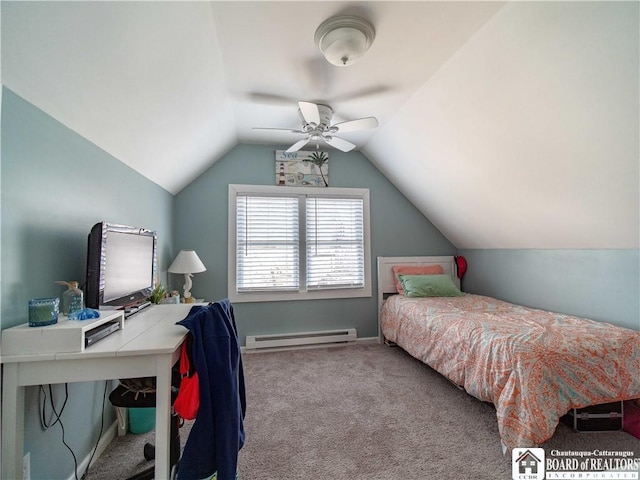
[88,343,639,479]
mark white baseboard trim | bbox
[241,335,380,354]
[67,420,118,480]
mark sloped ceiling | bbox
[366,1,639,249]
[2,1,638,249]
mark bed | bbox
[377,256,640,450]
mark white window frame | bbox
[228,184,371,303]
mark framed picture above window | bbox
[275,150,328,187]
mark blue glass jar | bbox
[28,297,59,327]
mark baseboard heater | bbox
[245,328,357,351]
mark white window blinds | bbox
[229,184,371,302]
[306,197,364,289]
[236,195,299,291]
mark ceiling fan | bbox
[253,101,378,153]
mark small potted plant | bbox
[150,282,167,304]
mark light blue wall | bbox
[459,249,640,331]
[173,144,457,343]
[1,88,174,479]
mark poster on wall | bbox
[275,150,328,187]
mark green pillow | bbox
[398,274,463,298]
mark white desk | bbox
[1,304,194,480]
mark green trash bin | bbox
[128,407,155,434]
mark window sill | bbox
[228,287,372,303]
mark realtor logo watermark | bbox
[512,448,639,480]
[513,448,546,480]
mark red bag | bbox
[454,256,468,279]
[173,340,199,420]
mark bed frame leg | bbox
[383,338,397,347]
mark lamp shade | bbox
[168,250,206,274]
[315,16,375,67]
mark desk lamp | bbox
[168,250,206,303]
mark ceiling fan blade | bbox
[331,85,391,102]
[246,92,298,105]
[298,101,321,126]
[286,137,311,153]
[252,127,305,134]
[324,136,356,152]
[331,117,378,133]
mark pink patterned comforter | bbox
[380,294,640,449]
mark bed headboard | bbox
[376,256,459,340]
[378,256,459,295]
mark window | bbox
[236,195,300,291]
[228,184,371,302]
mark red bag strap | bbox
[179,343,190,375]
[179,334,196,377]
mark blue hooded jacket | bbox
[176,299,246,480]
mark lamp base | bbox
[184,297,195,304]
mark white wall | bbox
[366,1,639,249]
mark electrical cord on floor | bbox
[81,380,109,480]
[39,383,80,480]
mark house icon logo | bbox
[512,448,545,480]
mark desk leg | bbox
[155,355,173,479]
[2,363,25,479]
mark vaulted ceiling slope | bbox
[365,2,639,249]
[2,2,638,249]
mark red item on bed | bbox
[454,256,467,279]
[624,400,640,440]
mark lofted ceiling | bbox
[2,1,638,249]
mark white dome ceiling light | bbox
[314,15,375,67]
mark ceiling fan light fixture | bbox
[315,16,375,67]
